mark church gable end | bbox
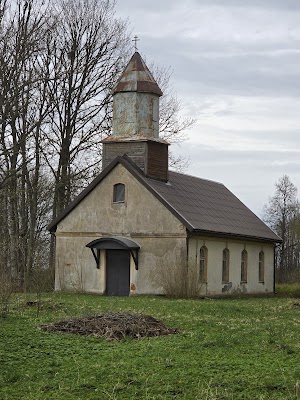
[56,163,183,235]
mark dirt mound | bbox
[40,312,177,340]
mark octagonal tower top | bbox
[113,52,163,97]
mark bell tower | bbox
[102,52,169,182]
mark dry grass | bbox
[159,259,200,298]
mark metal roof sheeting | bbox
[113,52,163,96]
[144,171,280,242]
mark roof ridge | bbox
[169,170,224,186]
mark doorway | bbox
[106,250,130,296]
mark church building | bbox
[48,52,281,296]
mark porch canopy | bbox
[86,237,140,270]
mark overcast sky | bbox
[115,0,300,216]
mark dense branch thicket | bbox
[0,0,53,289]
[0,0,194,290]
[263,175,300,283]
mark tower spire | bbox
[102,51,169,182]
[113,52,162,97]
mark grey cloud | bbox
[140,29,300,96]
[116,0,177,13]
[144,38,300,97]
[190,0,300,11]
[171,143,300,214]
[236,130,300,148]
[118,0,300,13]
[177,55,300,97]
[181,144,300,167]
[173,143,300,187]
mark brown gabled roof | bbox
[146,172,280,242]
[112,52,163,96]
[47,155,280,243]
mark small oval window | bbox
[113,183,125,203]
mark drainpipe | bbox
[273,245,276,294]
[186,235,189,295]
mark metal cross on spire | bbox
[132,35,140,51]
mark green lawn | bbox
[1,293,300,399]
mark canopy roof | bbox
[86,237,140,251]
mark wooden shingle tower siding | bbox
[102,52,169,182]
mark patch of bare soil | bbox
[40,312,177,340]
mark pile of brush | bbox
[40,311,177,340]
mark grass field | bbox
[1,292,300,399]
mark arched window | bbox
[199,246,208,283]
[259,251,264,282]
[113,183,125,203]
[222,248,230,283]
[241,250,248,282]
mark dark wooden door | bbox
[106,250,130,296]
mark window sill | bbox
[112,202,126,208]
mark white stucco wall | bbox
[54,163,187,294]
[188,236,275,295]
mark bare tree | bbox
[148,62,195,170]
[263,175,300,283]
[0,0,53,288]
[43,0,130,217]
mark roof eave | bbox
[189,229,282,244]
